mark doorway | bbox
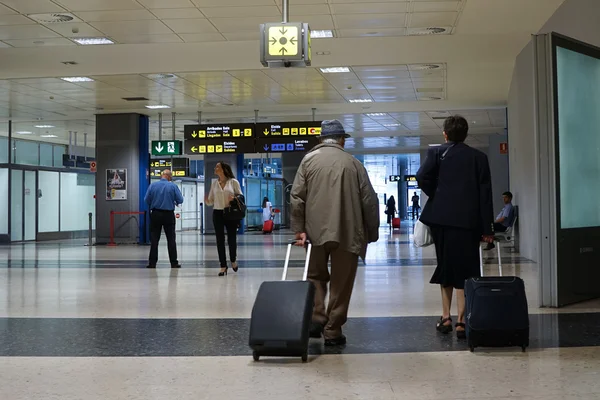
[10,169,37,241]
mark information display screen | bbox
[256,137,319,153]
[185,139,256,155]
[184,124,254,140]
[149,158,189,177]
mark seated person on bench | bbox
[485,191,514,250]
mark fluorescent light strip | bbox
[35,125,54,128]
[311,30,334,39]
[429,144,442,147]
[72,37,114,45]
[145,105,170,109]
[61,77,94,83]
[367,113,386,117]
[320,67,350,73]
[16,131,33,134]
[41,134,58,138]
[349,99,373,103]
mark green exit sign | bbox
[151,140,182,156]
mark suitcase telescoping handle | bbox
[282,239,312,282]
[479,245,503,277]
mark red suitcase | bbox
[392,218,401,229]
[263,219,274,234]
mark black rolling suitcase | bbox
[249,240,314,362]
[466,253,529,352]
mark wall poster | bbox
[106,169,127,200]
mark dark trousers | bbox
[149,209,178,266]
[412,206,420,220]
[308,242,359,340]
[213,210,238,268]
[494,222,508,233]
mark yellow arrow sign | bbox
[191,146,197,153]
[191,132,197,138]
[268,25,299,57]
[263,129,270,136]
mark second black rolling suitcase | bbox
[249,240,314,362]
[466,253,529,352]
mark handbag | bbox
[224,194,247,221]
[413,220,433,247]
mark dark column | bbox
[95,114,149,244]
[398,157,408,219]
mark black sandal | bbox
[436,317,453,334]
[455,323,466,339]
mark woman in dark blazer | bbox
[417,115,495,339]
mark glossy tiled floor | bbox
[0,223,599,399]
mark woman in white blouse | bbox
[205,162,243,276]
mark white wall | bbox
[60,172,95,231]
[508,40,538,261]
[539,0,600,47]
[38,171,60,233]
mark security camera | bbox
[72,27,79,34]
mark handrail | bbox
[108,211,146,246]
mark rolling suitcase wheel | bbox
[521,346,527,353]
[253,351,260,361]
[301,352,308,363]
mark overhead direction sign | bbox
[184,124,254,140]
[268,25,299,57]
[257,137,319,153]
[151,140,182,156]
[185,138,255,155]
[150,158,189,177]
[257,121,322,138]
[260,22,311,68]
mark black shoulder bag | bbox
[224,194,247,221]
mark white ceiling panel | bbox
[162,19,217,34]
[150,8,205,19]
[192,0,275,6]
[90,20,172,36]
[74,9,157,22]
[288,4,331,16]
[0,4,17,15]
[0,15,35,26]
[201,5,281,18]
[221,31,259,41]
[43,22,106,38]
[137,0,196,8]
[339,28,406,38]
[112,34,183,44]
[412,1,461,12]
[335,13,407,29]
[179,33,226,42]
[0,25,60,40]
[2,37,75,47]
[210,16,274,32]
[0,0,66,14]
[53,0,144,12]
[332,2,409,14]
[409,12,458,27]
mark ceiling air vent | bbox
[28,13,79,24]
[408,27,450,36]
[419,96,443,101]
[410,64,443,71]
[416,88,444,93]
[122,97,149,102]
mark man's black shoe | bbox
[309,323,324,338]
[324,335,347,347]
[171,264,181,268]
[146,264,156,269]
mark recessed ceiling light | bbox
[16,131,33,135]
[349,99,373,103]
[41,134,58,138]
[384,124,401,127]
[72,37,114,45]
[35,125,54,128]
[367,113,386,117]
[311,30,334,39]
[429,144,442,147]
[320,67,350,73]
[61,77,94,83]
[145,105,170,109]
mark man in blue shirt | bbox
[145,169,184,268]
[494,191,515,233]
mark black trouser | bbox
[213,210,238,268]
[494,223,508,233]
[149,209,178,266]
[412,206,420,220]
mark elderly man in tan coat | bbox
[291,119,380,346]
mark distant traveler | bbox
[145,169,184,269]
[291,119,380,346]
[206,161,243,276]
[485,191,515,250]
[412,193,421,220]
[417,115,494,339]
[385,196,397,225]
[262,197,273,223]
